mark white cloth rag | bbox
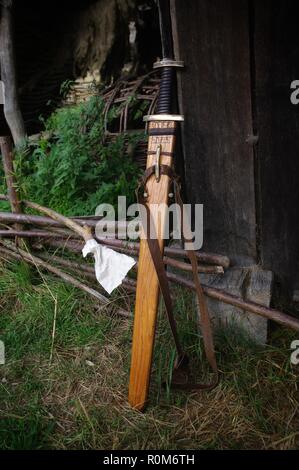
[82,239,136,295]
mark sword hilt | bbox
[156,0,174,114]
[155,0,183,117]
[157,66,174,114]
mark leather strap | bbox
[137,165,219,390]
[139,165,175,188]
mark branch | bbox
[166,271,299,332]
[0,2,26,146]
[20,199,93,242]
[0,136,23,232]
[0,241,130,318]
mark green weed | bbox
[0,96,143,216]
[0,259,298,450]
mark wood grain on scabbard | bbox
[129,120,176,411]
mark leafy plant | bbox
[0,96,143,216]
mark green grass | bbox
[0,259,298,450]
[0,96,143,216]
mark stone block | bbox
[198,266,273,344]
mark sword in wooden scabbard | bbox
[128,0,218,411]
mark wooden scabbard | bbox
[128,120,176,411]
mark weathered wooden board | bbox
[253,0,299,292]
[172,0,256,264]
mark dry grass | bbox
[0,260,298,450]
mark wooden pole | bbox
[163,255,224,274]
[0,135,23,245]
[34,236,299,333]
[0,229,74,238]
[0,228,225,274]
[36,252,137,295]
[21,199,93,241]
[0,242,130,318]
[0,209,125,229]
[0,198,230,267]
[166,272,299,332]
[0,136,21,216]
[0,1,26,146]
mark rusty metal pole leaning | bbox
[128,0,185,411]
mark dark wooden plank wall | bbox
[173,0,257,264]
[254,0,299,291]
[174,0,299,292]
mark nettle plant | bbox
[3,96,143,216]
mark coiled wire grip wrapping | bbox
[144,59,185,122]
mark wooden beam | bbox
[0,136,21,213]
[0,1,26,146]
